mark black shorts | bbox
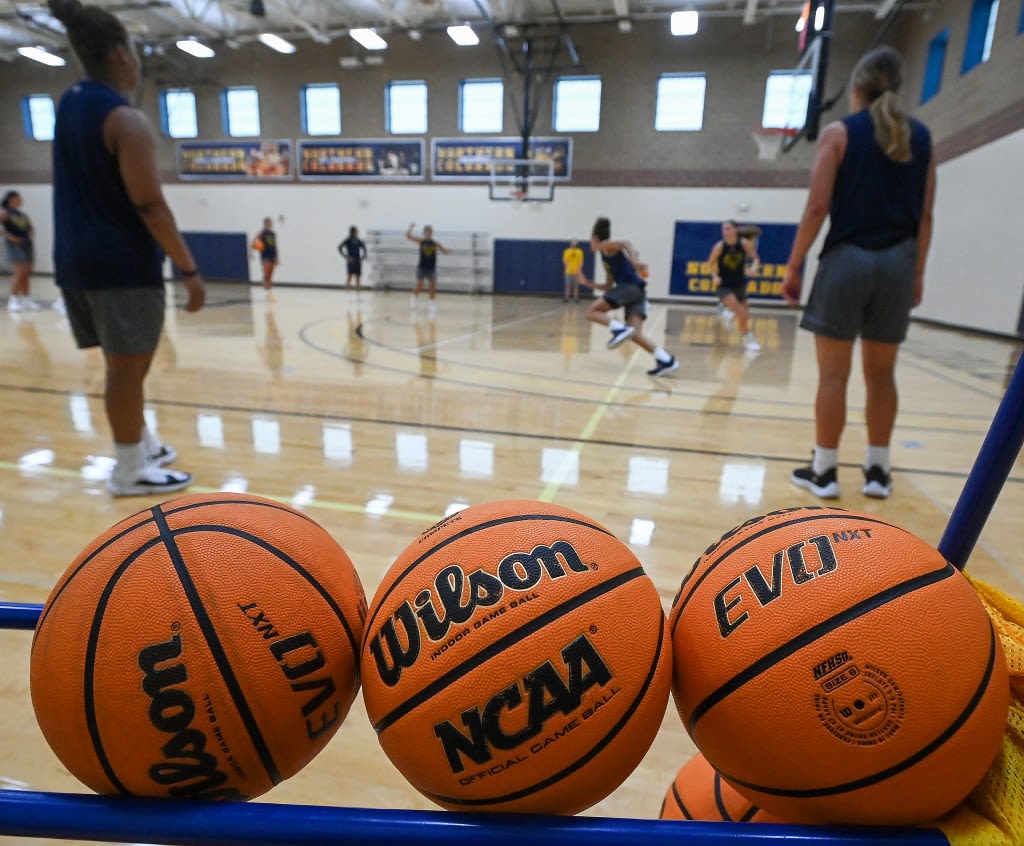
[800,239,917,343]
[347,260,362,275]
[716,280,748,303]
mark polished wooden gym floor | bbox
[1,282,1021,842]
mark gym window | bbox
[302,84,341,136]
[962,0,1000,73]
[553,76,601,133]
[654,73,707,131]
[22,94,55,140]
[386,80,428,134]
[223,86,261,137]
[159,88,198,138]
[921,29,950,104]
[761,70,814,130]
[460,78,504,133]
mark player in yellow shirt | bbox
[562,240,584,302]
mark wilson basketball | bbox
[360,499,672,814]
[669,506,1010,826]
[660,752,781,823]
[30,492,367,800]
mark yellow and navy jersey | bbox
[718,240,747,287]
[258,229,278,260]
[2,209,31,241]
[418,239,439,272]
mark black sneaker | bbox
[647,356,679,377]
[791,464,840,498]
[862,465,892,498]
[607,325,635,348]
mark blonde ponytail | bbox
[869,90,912,163]
[851,46,914,164]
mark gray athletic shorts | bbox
[800,239,917,343]
[63,287,166,355]
[717,281,748,304]
[5,241,33,265]
[604,283,648,319]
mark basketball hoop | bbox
[752,127,797,161]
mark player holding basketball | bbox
[577,217,678,377]
[708,220,762,351]
[253,217,278,299]
[782,46,936,499]
[48,0,205,496]
[338,225,367,292]
[406,223,449,313]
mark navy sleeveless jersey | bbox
[822,110,931,254]
[718,240,746,288]
[418,239,438,272]
[2,208,31,242]
[52,80,163,290]
[602,248,645,287]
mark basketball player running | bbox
[253,217,278,299]
[577,217,678,377]
[782,47,935,500]
[708,220,762,351]
[48,0,205,496]
[338,225,367,292]
[406,223,449,313]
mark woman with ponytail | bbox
[781,46,935,501]
[48,0,205,496]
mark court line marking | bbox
[0,388,1015,483]
[539,327,650,503]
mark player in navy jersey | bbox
[1,191,42,312]
[338,225,368,292]
[708,220,762,351]
[576,217,678,377]
[48,0,205,496]
[406,223,449,313]
[782,47,936,500]
[253,217,278,299]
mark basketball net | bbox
[752,127,797,161]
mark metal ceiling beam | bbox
[875,0,899,18]
[743,0,759,24]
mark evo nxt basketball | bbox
[669,506,1009,826]
[30,493,367,800]
[360,500,672,814]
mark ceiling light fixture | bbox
[339,56,362,69]
[670,10,699,36]
[795,16,806,32]
[447,24,479,46]
[258,32,296,53]
[176,38,215,58]
[617,18,632,33]
[814,4,826,30]
[407,28,422,40]
[350,28,387,50]
[17,46,66,66]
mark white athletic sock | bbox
[608,318,626,331]
[653,346,672,363]
[813,446,839,475]
[142,425,160,455]
[865,445,891,472]
[113,441,147,482]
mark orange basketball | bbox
[660,752,782,823]
[360,499,672,814]
[253,238,265,252]
[669,506,1009,826]
[30,492,366,800]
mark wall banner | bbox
[430,137,572,181]
[297,139,425,180]
[177,140,292,180]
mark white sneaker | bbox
[22,298,42,311]
[743,333,761,352]
[7,297,22,312]
[108,463,192,497]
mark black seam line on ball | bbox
[151,506,282,786]
[686,562,957,733]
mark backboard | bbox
[487,158,555,203]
